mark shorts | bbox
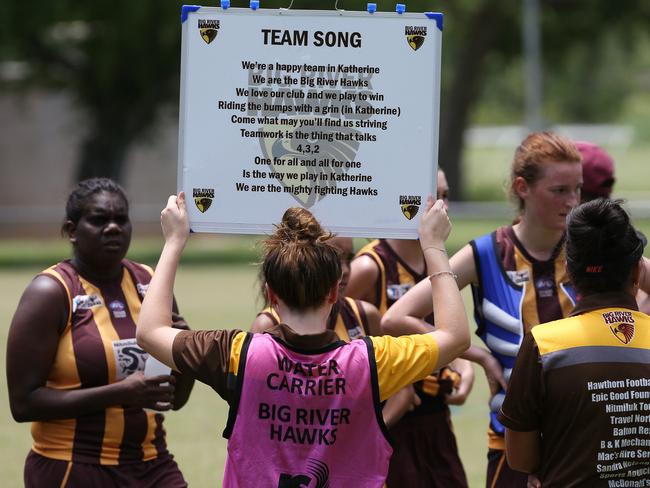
[485,448,528,488]
[386,408,468,488]
[24,450,187,488]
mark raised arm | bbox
[418,198,471,368]
[7,276,174,422]
[346,255,380,305]
[381,278,433,335]
[382,242,478,336]
[137,193,190,370]
[169,307,195,410]
[360,300,382,336]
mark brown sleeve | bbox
[172,329,243,401]
[498,333,544,431]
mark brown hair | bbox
[262,207,341,310]
[509,131,582,211]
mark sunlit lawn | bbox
[0,255,490,487]
[4,142,650,486]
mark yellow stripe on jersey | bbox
[396,262,415,293]
[32,418,76,461]
[229,331,249,376]
[554,252,575,318]
[43,267,73,328]
[343,297,365,340]
[513,248,538,332]
[369,334,439,401]
[100,407,125,465]
[356,241,388,314]
[42,269,81,390]
[332,297,361,342]
[140,264,155,277]
[142,412,160,461]
[79,276,121,385]
[122,268,143,326]
[532,308,650,354]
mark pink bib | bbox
[222,333,392,487]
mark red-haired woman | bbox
[382,132,583,487]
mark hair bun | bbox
[276,207,326,243]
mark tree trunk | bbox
[75,127,131,183]
[439,3,510,200]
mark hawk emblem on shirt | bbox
[610,322,634,344]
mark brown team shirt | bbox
[258,297,370,342]
[356,239,428,316]
[499,292,650,487]
[172,324,440,405]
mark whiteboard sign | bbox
[179,6,442,238]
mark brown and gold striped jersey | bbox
[32,260,169,465]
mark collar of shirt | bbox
[570,291,638,316]
[266,323,341,350]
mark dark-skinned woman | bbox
[7,178,194,488]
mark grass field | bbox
[3,141,650,486]
[464,142,650,202]
[0,249,490,487]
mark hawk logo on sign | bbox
[198,19,220,44]
[602,310,635,344]
[193,188,215,213]
[400,195,421,220]
[405,26,427,51]
[277,459,329,488]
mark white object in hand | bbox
[143,356,171,411]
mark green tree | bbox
[2,0,649,195]
[1,1,186,181]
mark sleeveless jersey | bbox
[222,333,392,487]
[32,260,169,465]
[471,227,576,449]
[259,297,369,342]
[356,239,455,410]
[357,239,428,316]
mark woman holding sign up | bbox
[136,192,470,487]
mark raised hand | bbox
[160,192,190,248]
[418,196,451,251]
